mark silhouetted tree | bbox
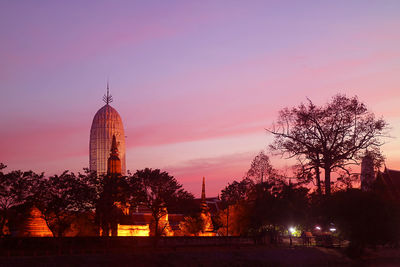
[240,179,310,241]
[129,168,194,237]
[167,189,198,215]
[220,178,253,205]
[217,202,251,236]
[36,171,96,237]
[96,174,130,236]
[220,178,253,236]
[0,164,43,236]
[78,168,102,209]
[247,151,276,184]
[269,94,387,195]
[276,183,310,228]
[324,189,400,256]
[179,214,205,236]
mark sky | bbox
[1,1,400,197]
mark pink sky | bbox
[1,1,400,197]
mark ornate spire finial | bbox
[103,81,113,105]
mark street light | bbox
[289,227,295,234]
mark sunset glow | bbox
[1,1,400,196]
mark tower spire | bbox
[107,135,121,175]
[201,177,208,211]
[110,135,118,155]
[202,177,206,201]
[103,81,113,105]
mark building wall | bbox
[117,224,150,236]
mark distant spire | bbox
[201,177,209,212]
[103,81,113,105]
[202,177,206,201]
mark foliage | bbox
[216,202,251,236]
[0,164,43,236]
[323,189,400,255]
[247,151,275,184]
[179,214,205,236]
[218,175,311,238]
[220,178,253,207]
[129,168,194,237]
[35,171,96,237]
[269,94,388,195]
[95,174,130,236]
[247,182,310,234]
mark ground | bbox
[0,246,349,267]
[2,245,400,266]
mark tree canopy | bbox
[35,171,97,237]
[0,165,43,236]
[269,94,387,195]
[247,151,275,184]
[129,168,195,237]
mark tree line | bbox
[214,94,397,255]
[0,94,397,255]
[0,165,198,238]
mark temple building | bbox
[360,154,400,201]
[360,153,375,192]
[199,177,216,236]
[89,84,126,175]
[4,86,220,238]
[107,135,122,176]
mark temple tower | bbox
[361,153,375,191]
[199,177,215,236]
[89,84,126,175]
[201,177,208,211]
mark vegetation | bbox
[246,151,275,184]
[179,214,205,236]
[129,168,195,237]
[1,94,398,256]
[269,94,387,195]
[35,171,97,237]
[0,164,43,236]
[324,189,400,256]
[96,174,130,236]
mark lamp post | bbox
[289,227,295,247]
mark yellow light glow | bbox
[117,224,150,236]
[198,232,216,237]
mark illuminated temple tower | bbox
[199,177,215,236]
[107,135,122,176]
[90,84,126,175]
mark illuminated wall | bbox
[90,104,126,175]
[117,224,150,236]
[199,211,216,236]
[21,206,53,237]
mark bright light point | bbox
[289,227,295,234]
[315,226,321,230]
[329,228,336,232]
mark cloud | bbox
[0,119,88,162]
[163,151,255,197]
